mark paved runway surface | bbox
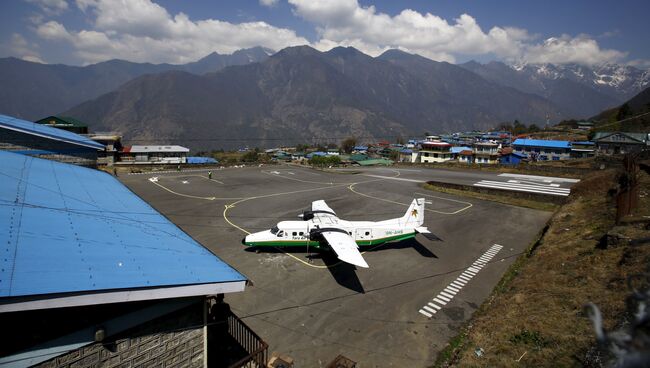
[121,165,552,366]
[339,166,579,196]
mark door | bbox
[355,228,372,240]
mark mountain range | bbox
[460,61,650,118]
[1,46,648,150]
[63,46,565,150]
[0,47,272,120]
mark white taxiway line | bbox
[362,174,424,183]
[419,244,503,318]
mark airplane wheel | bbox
[255,249,260,254]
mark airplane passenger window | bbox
[292,232,297,236]
[299,232,304,236]
[365,231,370,236]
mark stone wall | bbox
[36,302,205,368]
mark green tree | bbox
[241,148,260,162]
[309,155,340,168]
[341,136,357,153]
[527,124,541,133]
[295,144,310,152]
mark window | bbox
[277,231,284,237]
[365,231,370,236]
[299,232,304,236]
[270,226,279,235]
[292,232,297,236]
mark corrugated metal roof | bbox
[0,114,104,150]
[128,145,190,153]
[592,132,648,142]
[187,157,218,164]
[0,151,245,302]
[512,139,571,149]
[35,115,88,128]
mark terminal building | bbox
[119,145,190,164]
[0,114,104,167]
[0,151,266,367]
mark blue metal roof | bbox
[0,114,104,150]
[0,151,245,299]
[571,141,595,146]
[187,156,218,164]
[512,139,571,149]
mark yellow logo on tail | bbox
[411,209,418,217]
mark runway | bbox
[120,164,552,366]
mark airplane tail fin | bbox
[401,198,425,227]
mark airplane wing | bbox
[311,200,337,217]
[320,230,369,268]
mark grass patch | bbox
[435,168,650,367]
[422,183,559,212]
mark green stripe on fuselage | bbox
[244,232,416,249]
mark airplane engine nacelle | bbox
[300,211,315,221]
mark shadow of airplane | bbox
[244,232,444,292]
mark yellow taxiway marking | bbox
[223,172,402,269]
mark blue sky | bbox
[1,0,648,68]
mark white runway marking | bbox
[129,168,227,175]
[419,244,503,318]
[498,173,580,183]
[473,180,571,196]
[362,174,424,183]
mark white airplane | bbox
[243,198,432,268]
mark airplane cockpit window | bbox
[270,226,279,235]
[277,230,284,237]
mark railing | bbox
[227,312,268,368]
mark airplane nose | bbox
[241,237,248,245]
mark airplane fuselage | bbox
[244,218,417,249]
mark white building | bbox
[120,145,190,164]
[419,141,453,163]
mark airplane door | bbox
[355,228,372,240]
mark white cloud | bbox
[27,0,630,67]
[259,0,279,7]
[9,33,45,63]
[288,0,626,66]
[627,59,650,70]
[32,0,308,64]
[25,0,69,15]
[521,35,626,65]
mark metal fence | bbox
[227,312,268,368]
